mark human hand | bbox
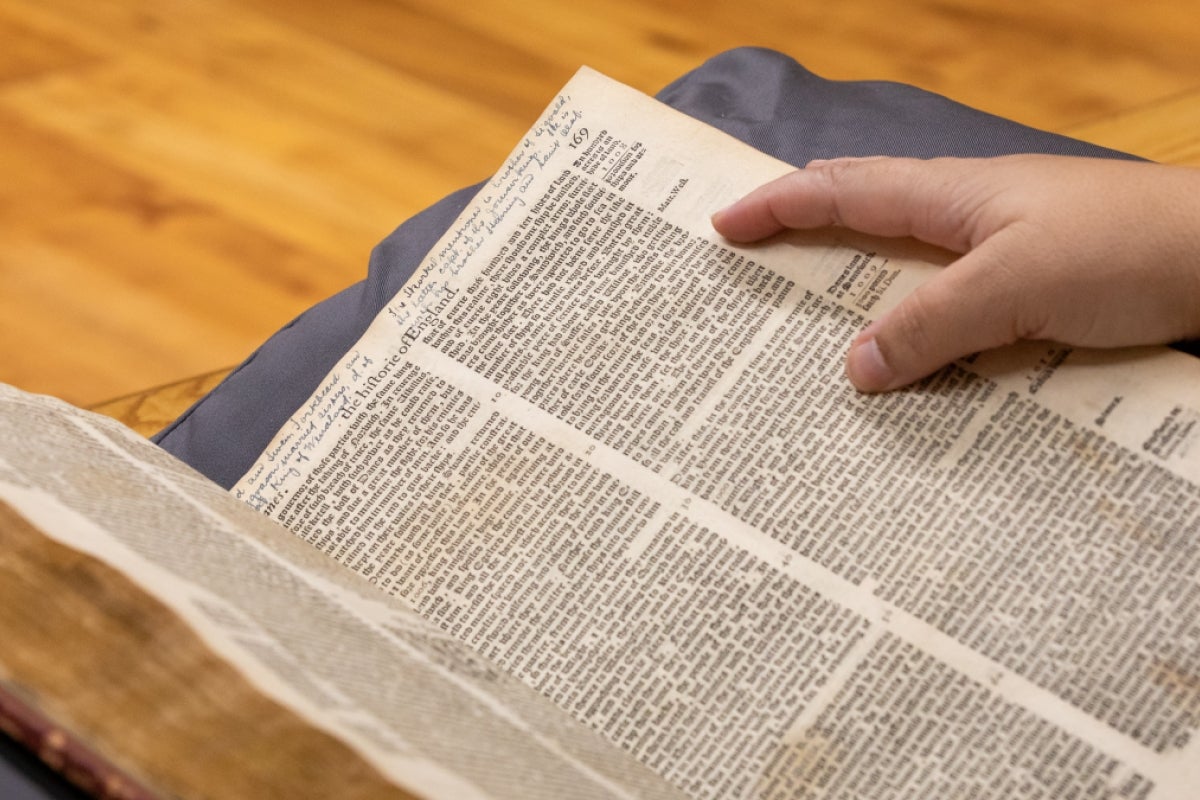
[711,155,1200,392]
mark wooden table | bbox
[1065,89,1200,166]
[89,368,230,438]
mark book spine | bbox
[0,683,162,800]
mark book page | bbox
[235,67,1200,799]
[0,384,685,800]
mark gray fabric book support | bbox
[153,47,1142,487]
[152,47,1140,488]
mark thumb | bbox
[846,236,1031,391]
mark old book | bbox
[3,67,1200,799]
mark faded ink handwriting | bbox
[242,92,589,509]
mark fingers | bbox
[845,237,1027,391]
[713,156,1200,392]
[712,156,1029,392]
[845,282,982,393]
[711,157,984,252]
[715,154,1017,393]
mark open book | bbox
[3,67,1200,799]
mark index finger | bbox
[710,156,978,252]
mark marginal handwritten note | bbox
[237,90,587,505]
[390,93,585,331]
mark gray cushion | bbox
[154,47,1138,487]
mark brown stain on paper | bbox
[1150,659,1200,706]
[752,727,845,797]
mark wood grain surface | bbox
[2,0,1198,408]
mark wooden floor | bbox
[3,0,1199,407]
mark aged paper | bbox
[236,68,1200,798]
[0,384,684,800]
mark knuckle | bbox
[881,290,939,369]
[893,290,938,350]
[809,162,848,227]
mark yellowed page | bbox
[236,67,1200,799]
[0,384,685,800]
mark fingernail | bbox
[846,336,894,392]
[710,204,738,232]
